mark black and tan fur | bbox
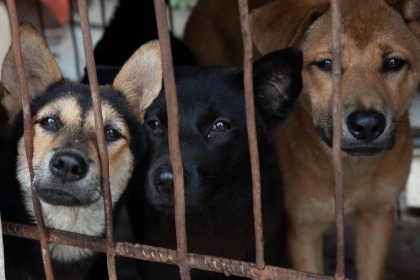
[0,23,162,279]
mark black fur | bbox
[127,48,303,279]
[0,80,146,280]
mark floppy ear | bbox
[113,40,163,122]
[1,22,62,124]
[250,0,330,55]
[253,47,303,132]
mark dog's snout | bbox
[49,152,88,183]
[154,166,174,195]
[346,111,386,141]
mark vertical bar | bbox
[153,1,190,279]
[76,0,117,279]
[69,0,82,80]
[35,0,46,39]
[237,0,265,275]
[99,0,107,29]
[331,0,345,279]
[5,1,55,279]
[0,211,5,280]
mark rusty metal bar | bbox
[2,221,338,280]
[237,0,265,276]
[0,211,4,280]
[69,0,82,80]
[76,0,117,279]
[331,0,345,279]
[153,1,190,279]
[5,1,55,279]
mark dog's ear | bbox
[1,22,62,124]
[113,40,163,122]
[252,47,303,132]
[250,0,330,55]
[400,0,420,38]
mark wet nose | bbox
[154,166,173,195]
[346,111,386,141]
[49,152,88,183]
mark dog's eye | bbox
[147,120,160,130]
[39,117,59,131]
[383,58,407,72]
[105,128,122,142]
[212,121,230,132]
[315,59,332,72]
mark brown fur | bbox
[184,0,420,279]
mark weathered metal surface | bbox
[5,0,54,279]
[330,0,345,279]
[76,0,116,278]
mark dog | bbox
[0,23,163,279]
[183,0,420,279]
[126,47,303,279]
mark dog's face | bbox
[142,48,302,214]
[1,24,162,257]
[252,0,420,156]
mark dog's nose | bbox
[154,166,174,195]
[346,111,386,141]
[49,152,88,183]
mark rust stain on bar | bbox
[153,0,190,279]
[2,221,346,280]
[237,0,265,274]
[76,0,117,279]
[5,1,55,279]
[331,0,345,279]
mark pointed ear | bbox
[253,47,303,132]
[113,40,163,122]
[400,0,420,38]
[1,22,62,124]
[250,0,329,55]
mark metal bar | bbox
[99,0,107,29]
[2,221,340,280]
[5,1,55,279]
[331,0,345,279]
[153,0,190,279]
[0,211,5,280]
[237,0,265,276]
[76,0,117,279]
[69,0,82,80]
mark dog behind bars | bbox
[126,47,303,279]
[0,23,162,279]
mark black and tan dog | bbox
[0,23,163,279]
[127,47,303,279]
[184,0,420,279]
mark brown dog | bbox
[183,0,420,279]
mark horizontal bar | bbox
[2,221,340,280]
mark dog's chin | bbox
[34,186,100,207]
[316,127,395,156]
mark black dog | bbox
[127,47,303,279]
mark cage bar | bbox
[0,211,5,280]
[76,0,117,278]
[330,0,345,279]
[237,0,266,276]
[153,0,191,279]
[5,0,55,279]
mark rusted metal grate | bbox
[0,0,346,279]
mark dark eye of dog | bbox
[105,127,122,142]
[147,120,160,130]
[39,116,59,131]
[383,58,407,72]
[315,59,332,72]
[212,121,230,132]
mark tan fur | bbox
[184,0,420,279]
[1,23,162,262]
[113,40,163,122]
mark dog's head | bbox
[140,47,302,214]
[1,23,161,210]
[251,0,420,156]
